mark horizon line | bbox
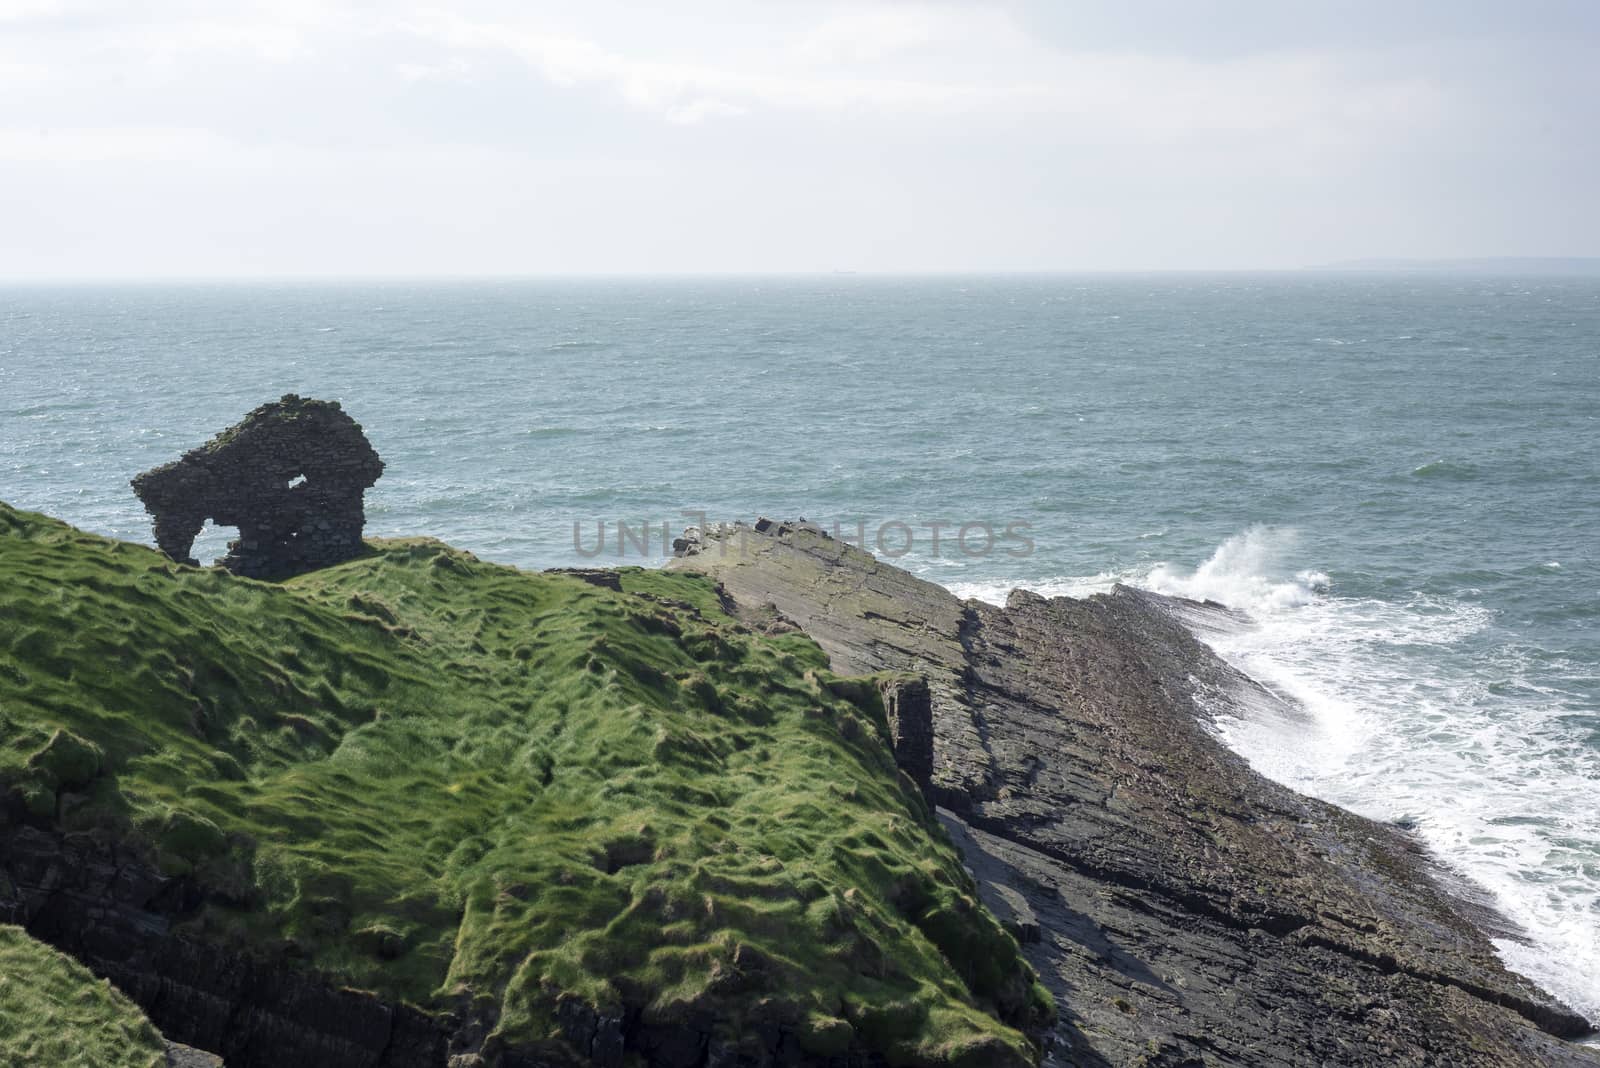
[6,258,1600,286]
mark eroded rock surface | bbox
[165,1041,224,1068]
[131,395,382,579]
[875,674,934,793]
[670,520,1598,1067]
[0,821,449,1068]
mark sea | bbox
[2,274,1597,1024]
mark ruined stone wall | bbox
[131,395,383,580]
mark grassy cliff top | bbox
[0,924,165,1068]
[0,503,1049,1065]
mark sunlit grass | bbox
[0,503,1050,1064]
[0,925,164,1068]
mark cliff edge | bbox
[669,520,1596,1067]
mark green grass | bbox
[0,924,165,1068]
[0,504,1051,1066]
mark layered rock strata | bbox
[669,520,1596,1067]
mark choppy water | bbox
[2,275,1598,1022]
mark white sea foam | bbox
[944,570,1136,605]
[955,526,1600,1025]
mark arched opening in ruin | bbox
[131,395,383,579]
[190,519,241,567]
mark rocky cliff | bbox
[669,520,1597,1067]
[4,502,1596,1067]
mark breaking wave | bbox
[952,526,1600,1024]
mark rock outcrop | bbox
[875,675,934,794]
[131,395,382,579]
[0,821,449,1068]
[670,521,1598,1067]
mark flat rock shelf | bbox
[670,519,1598,1067]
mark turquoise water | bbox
[3,275,1598,1018]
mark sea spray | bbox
[954,527,1600,1023]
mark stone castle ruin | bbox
[131,395,383,579]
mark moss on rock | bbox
[0,503,1048,1065]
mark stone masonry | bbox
[131,395,383,580]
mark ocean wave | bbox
[1145,526,1329,613]
[1157,532,1597,1021]
[944,568,1140,606]
[953,526,1600,1022]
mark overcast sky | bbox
[3,0,1596,277]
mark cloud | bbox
[0,125,252,162]
[402,12,1026,125]
[398,4,1445,159]
[394,57,473,83]
[3,0,1579,275]
[0,0,65,21]
[0,1,1449,145]
[793,5,1018,66]
[0,58,53,87]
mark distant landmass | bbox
[1312,257,1600,274]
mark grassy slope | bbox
[0,504,1050,1066]
[0,924,165,1068]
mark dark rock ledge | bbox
[669,520,1598,1067]
[0,818,450,1067]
